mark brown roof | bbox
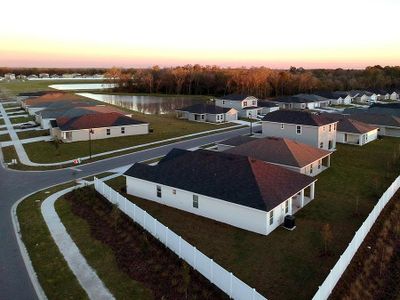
[225,137,331,168]
[125,149,316,212]
[337,118,379,134]
[57,112,146,131]
[24,92,86,106]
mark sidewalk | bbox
[1,136,53,147]
[41,182,116,300]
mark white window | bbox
[222,100,226,105]
[252,100,256,106]
[329,125,332,132]
[334,123,337,130]
[269,210,274,225]
[243,101,247,107]
[284,200,289,214]
[106,128,111,135]
[193,195,199,208]
[172,189,176,195]
[310,164,313,174]
[320,142,324,148]
[296,125,302,135]
[318,160,321,169]
[281,123,284,129]
[121,127,125,134]
[323,126,326,131]
[156,185,161,198]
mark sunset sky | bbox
[1,0,399,69]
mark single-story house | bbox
[4,73,16,80]
[216,135,257,151]
[390,91,399,101]
[258,101,280,115]
[124,148,317,235]
[224,137,331,176]
[50,112,149,143]
[36,104,130,129]
[348,113,400,137]
[322,113,379,146]
[262,110,338,150]
[176,103,238,123]
[272,94,331,110]
[214,94,262,118]
[350,90,378,103]
[314,91,352,105]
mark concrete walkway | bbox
[7,114,29,119]
[41,183,115,300]
[1,136,53,147]
[0,103,32,164]
[6,110,26,115]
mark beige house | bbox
[51,112,149,143]
[262,110,338,151]
[224,136,332,176]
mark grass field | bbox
[105,137,400,300]
[16,182,88,299]
[17,129,49,140]
[10,116,34,124]
[0,119,4,125]
[55,194,153,299]
[23,114,236,163]
[0,80,105,97]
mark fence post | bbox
[229,272,233,298]
[133,204,136,221]
[252,288,256,300]
[124,196,127,212]
[154,218,157,236]
[165,227,169,247]
[210,259,214,282]
[193,247,197,268]
[143,212,146,228]
[179,236,182,258]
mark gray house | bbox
[176,103,238,123]
[262,110,338,151]
[214,94,261,118]
[348,113,400,137]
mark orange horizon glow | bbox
[1,0,399,69]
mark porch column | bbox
[326,155,331,167]
[358,135,363,145]
[310,182,315,200]
[289,197,293,215]
[300,189,304,207]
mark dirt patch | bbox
[65,187,228,300]
[330,191,400,300]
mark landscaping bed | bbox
[0,133,11,142]
[105,138,400,300]
[10,116,34,124]
[62,187,228,300]
[330,190,400,300]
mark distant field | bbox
[0,79,106,97]
[106,137,400,300]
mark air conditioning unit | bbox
[283,215,296,230]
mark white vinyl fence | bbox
[313,175,400,300]
[94,178,266,300]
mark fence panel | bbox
[312,175,400,300]
[92,178,267,300]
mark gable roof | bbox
[262,110,336,126]
[294,94,330,102]
[273,96,314,104]
[225,137,331,168]
[257,101,279,108]
[124,149,315,212]
[218,94,256,101]
[56,112,146,131]
[177,103,233,114]
[218,135,257,147]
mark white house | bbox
[224,136,332,176]
[214,94,262,118]
[4,73,16,80]
[176,103,238,123]
[314,91,352,105]
[258,101,280,115]
[39,73,50,78]
[50,112,149,142]
[262,110,338,151]
[349,113,400,137]
[390,91,399,101]
[124,149,317,235]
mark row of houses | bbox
[124,107,386,236]
[19,91,149,142]
[0,73,104,81]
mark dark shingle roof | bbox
[273,96,314,104]
[225,137,331,168]
[349,113,400,128]
[218,136,257,146]
[262,110,336,126]
[177,103,232,114]
[218,94,255,101]
[258,101,279,107]
[124,149,315,212]
[294,94,330,102]
[57,112,146,131]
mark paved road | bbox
[0,125,258,300]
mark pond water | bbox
[78,93,206,115]
[49,83,116,90]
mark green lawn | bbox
[17,182,88,299]
[55,195,153,299]
[10,116,34,124]
[2,103,19,108]
[106,138,400,300]
[17,129,49,140]
[23,114,236,163]
[0,133,11,142]
[0,119,4,125]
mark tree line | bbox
[105,65,400,98]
